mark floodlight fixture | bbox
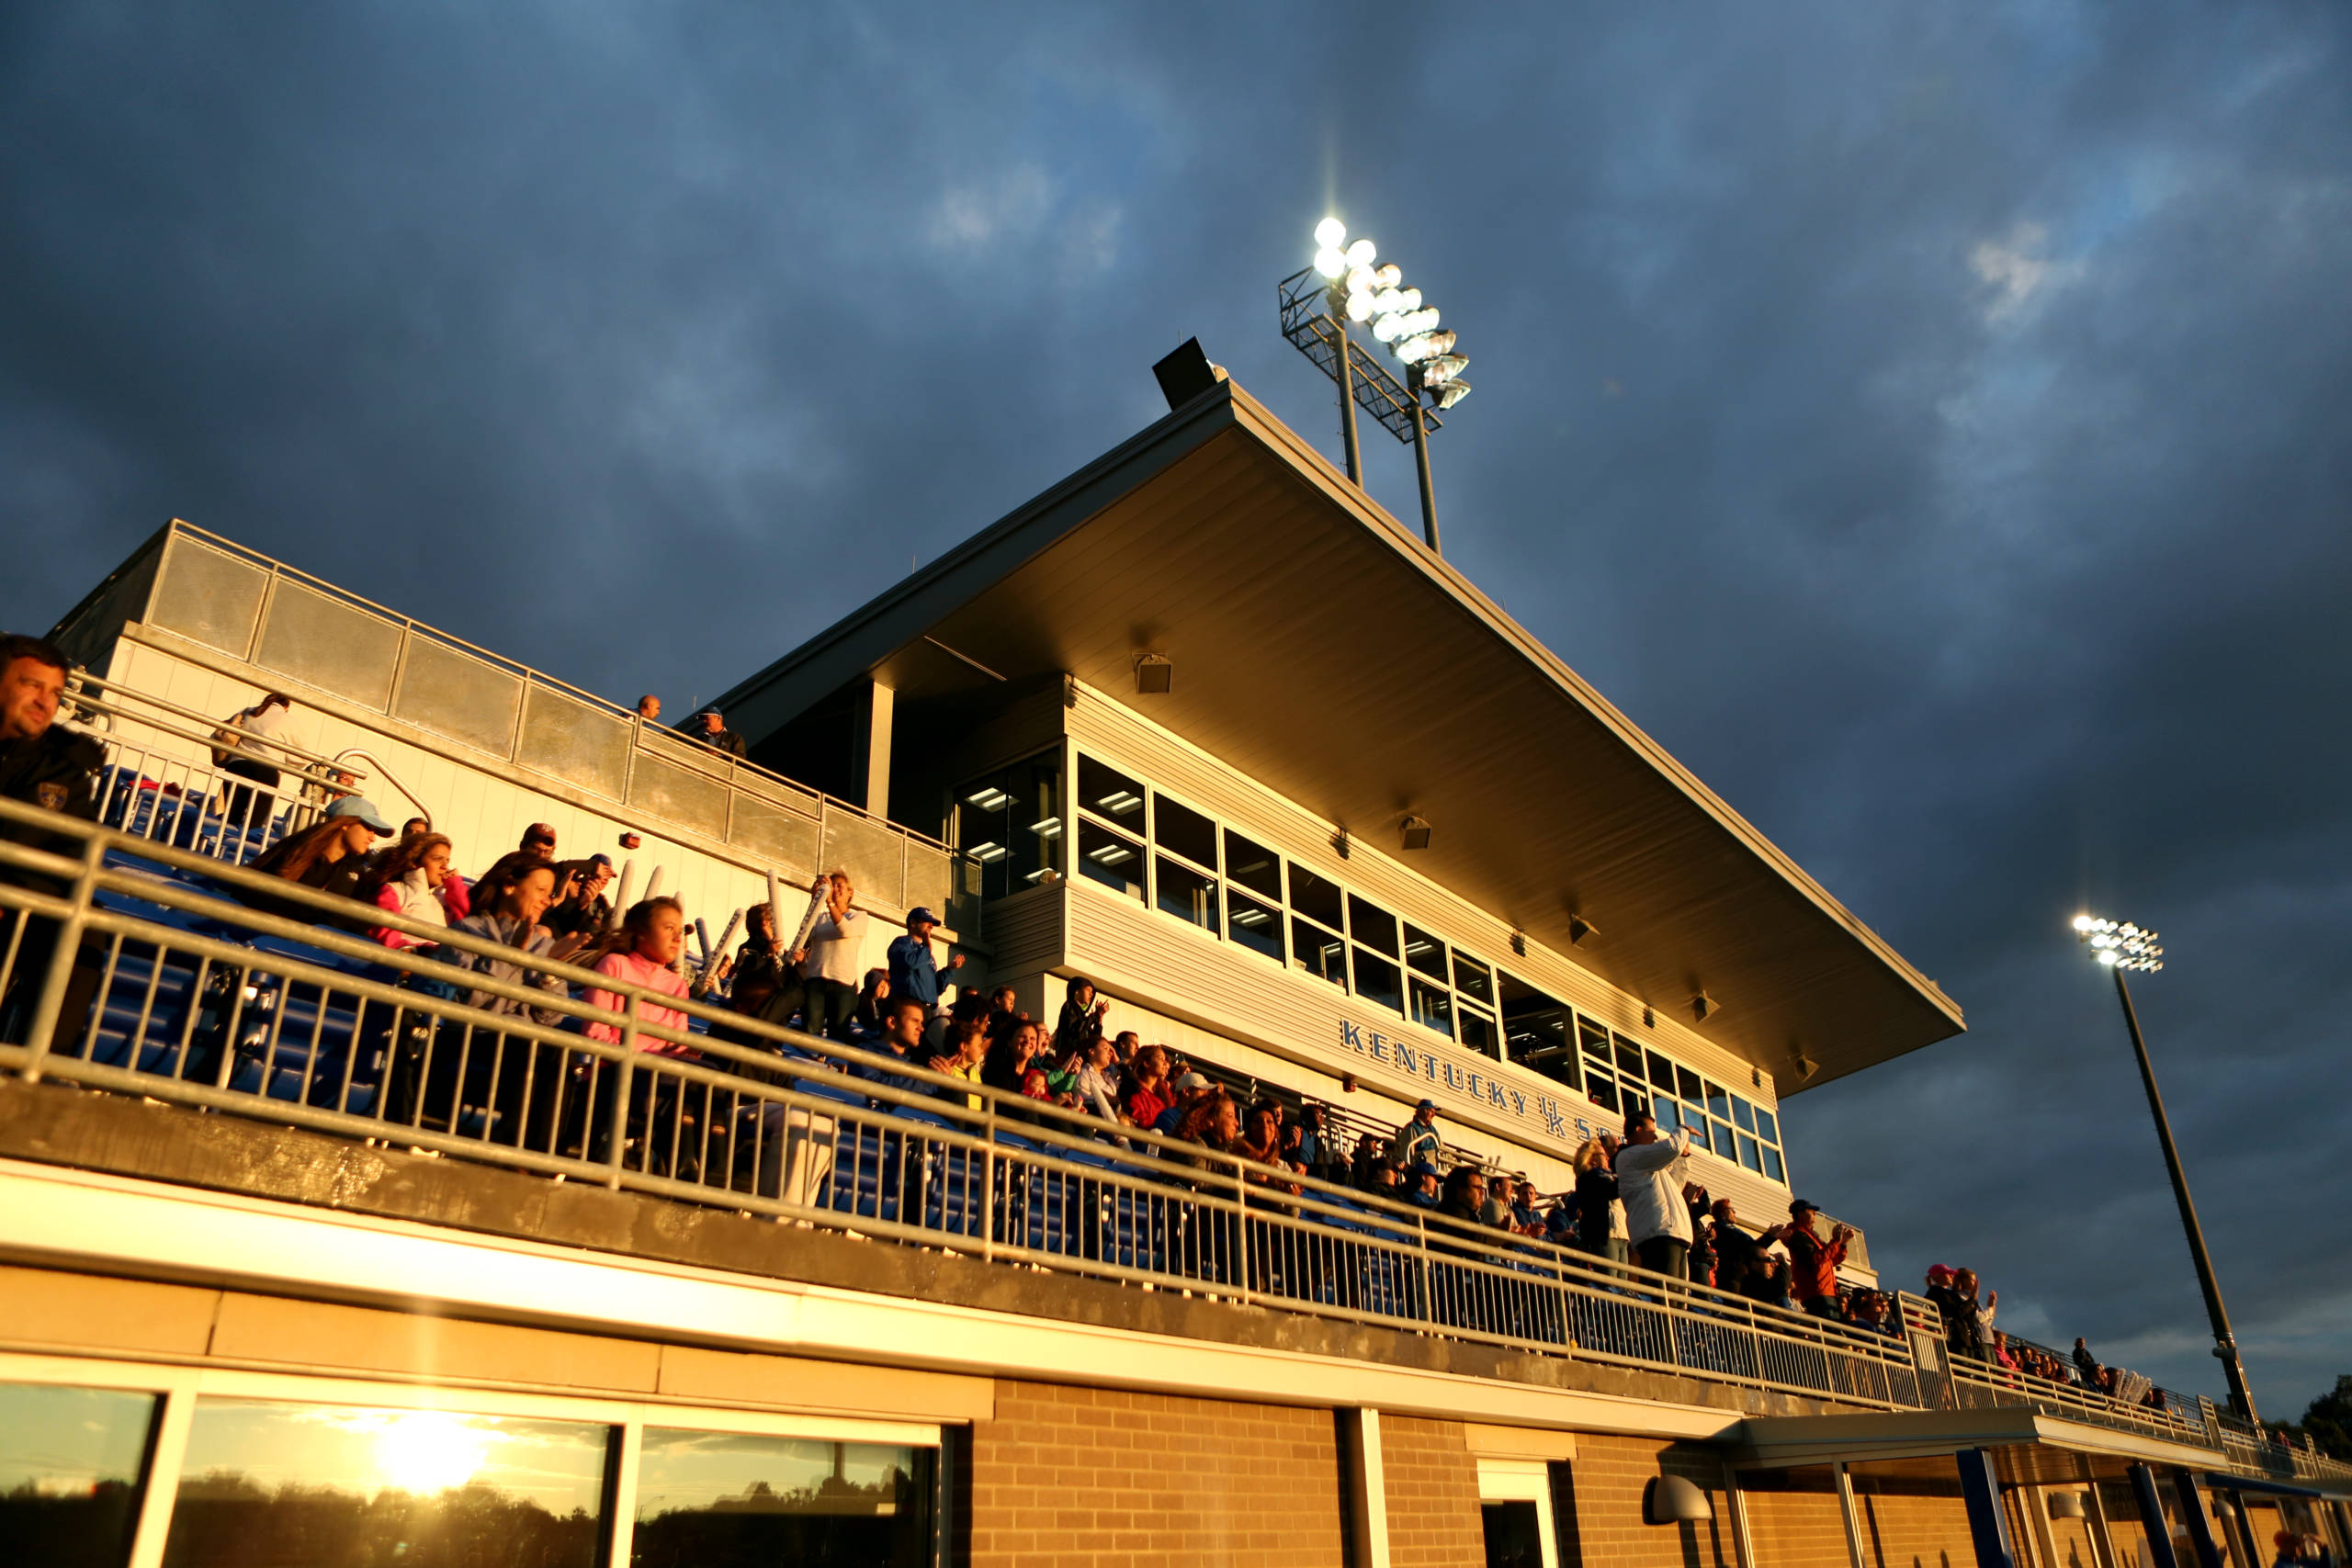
[2070,911,2255,1422]
[1400,815,1432,852]
[1433,379,1473,411]
[1313,246,1347,279]
[1646,1474,1714,1525]
[1343,237,1377,268]
[1133,652,1173,694]
[1315,216,1348,249]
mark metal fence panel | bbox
[149,536,269,658]
[253,581,404,709]
[390,635,525,757]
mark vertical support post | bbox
[2111,968,2256,1421]
[2130,1465,2180,1568]
[1835,1461,1870,1568]
[2170,1471,2223,1568]
[1408,379,1441,554]
[1722,1463,1759,1568]
[2026,1486,2064,1568]
[850,678,895,820]
[1337,1407,1391,1568]
[606,1420,643,1568]
[19,834,105,1081]
[1330,305,1362,485]
[1958,1450,2019,1568]
[2085,1478,2123,1568]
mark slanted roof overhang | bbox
[713,379,1965,1090]
[1735,1408,2230,1482]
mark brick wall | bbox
[1742,1473,1864,1568]
[1560,1433,1738,1568]
[967,1379,1347,1568]
[1378,1415,1486,1568]
[1737,1467,1978,1568]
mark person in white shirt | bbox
[1614,1108,1695,1280]
[211,692,293,835]
[791,870,865,1040]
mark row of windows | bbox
[954,748,1788,1185]
[0,1380,935,1565]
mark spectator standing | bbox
[886,907,963,1013]
[209,691,293,835]
[1051,976,1110,1060]
[1572,1135,1623,1262]
[1388,1100,1442,1168]
[792,872,865,1039]
[2073,1337,2102,1386]
[636,695,662,722]
[1684,1182,1717,1286]
[1615,1110,1695,1279]
[692,709,747,759]
[1782,1200,1853,1319]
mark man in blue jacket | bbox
[886,907,964,1015]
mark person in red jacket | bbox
[1783,1198,1853,1319]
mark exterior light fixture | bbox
[1646,1475,1714,1524]
[1133,653,1172,694]
[1690,992,1721,1023]
[1330,828,1351,860]
[2048,1493,2086,1521]
[1566,915,1597,946]
[1400,815,1431,852]
[1277,213,1473,555]
[1795,1053,1818,1080]
[2073,911,2256,1422]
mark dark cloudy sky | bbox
[5,4,2346,1416]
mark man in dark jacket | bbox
[691,709,748,759]
[0,634,105,1043]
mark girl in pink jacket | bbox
[586,897,695,1056]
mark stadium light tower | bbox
[2073,914,2258,1421]
[1281,217,1470,555]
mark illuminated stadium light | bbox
[2073,913,2163,972]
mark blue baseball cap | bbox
[324,796,394,835]
[908,907,939,927]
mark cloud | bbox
[1969,223,2085,323]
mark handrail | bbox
[330,748,429,831]
[67,668,369,779]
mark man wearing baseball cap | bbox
[1387,1099,1442,1168]
[887,907,964,1015]
[1783,1199,1854,1319]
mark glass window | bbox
[1292,919,1347,987]
[1705,1080,1730,1122]
[1676,1066,1702,1102]
[1498,973,1572,1078]
[1737,1134,1762,1172]
[1351,949,1402,1014]
[1402,923,1447,981]
[1075,818,1144,900]
[1408,976,1453,1036]
[163,1399,610,1567]
[1077,754,1147,823]
[1652,1095,1680,1131]
[956,750,1064,903]
[1287,863,1345,931]
[1578,1019,1611,1061]
[1458,1008,1500,1061]
[1155,856,1217,932]
[0,1382,156,1567]
[1152,794,1216,870]
[1347,896,1398,957]
[1222,829,1282,901]
[1584,1075,1618,1114]
[1622,1076,1650,1112]
[1645,1050,1675,1089]
[1731,1096,1757,1134]
[1226,888,1283,962]
[1711,1118,1738,1159]
[1762,1146,1785,1183]
[1453,953,1494,1005]
[1613,1034,1644,1077]
[634,1428,934,1566]
[1755,1107,1780,1145]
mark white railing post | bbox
[18,835,106,1083]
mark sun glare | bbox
[371,1411,495,1495]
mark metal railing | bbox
[1,796,1926,1413]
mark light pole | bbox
[2073,914,2259,1421]
[1284,217,1470,555]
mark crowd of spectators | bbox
[0,634,2204,1427]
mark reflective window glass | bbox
[1402,924,1447,981]
[1755,1107,1779,1145]
[1676,1066,1702,1102]
[1408,976,1453,1036]
[634,1428,934,1567]
[1151,794,1217,870]
[1731,1097,1757,1134]
[1520,1031,1577,1092]
[1762,1146,1785,1183]
[1737,1134,1762,1172]
[1155,856,1217,932]
[1705,1081,1730,1122]
[0,1382,155,1568]
[956,750,1064,903]
[1351,949,1403,1014]
[1287,864,1345,931]
[1075,818,1144,900]
[1347,896,1398,957]
[1222,829,1282,901]
[1682,1101,1707,1135]
[1711,1119,1738,1158]
[1292,919,1348,987]
[1453,953,1494,1005]
[1652,1095,1680,1131]
[163,1400,609,1567]
[1578,1020,1611,1061]
[1076,754,1147,823]
[1585,1076,1618,1114]
[1498,974,1572,1077]
[1458,1008,1500,1061]
[1623,1076,1651,1112]
[1226,888,1283,962]
[1645,1050,1675,1089]
[1613,1034,1644,1077]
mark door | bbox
[1478,1459,1562,1568]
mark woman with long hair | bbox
[361,832,458,950]
[793,872,864,1040]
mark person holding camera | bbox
[1784,1198,1854,1320]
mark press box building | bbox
[2,369,2343,1567]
